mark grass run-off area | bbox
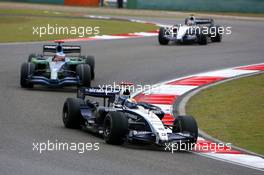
[0,9,157,42]
[187,73,264,155]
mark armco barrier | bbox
[127,0,264,13]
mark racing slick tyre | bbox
[28,53,36,62]
[103,112,128,145]
[173,115,198,150]
[158,27,169,45]
[198,34,208,45]
[62,98,85,129]
[76,64,91,87]
[20,62,35,88]
[211,33,222,42]
[85,56,95,80]
[211,25,222,42]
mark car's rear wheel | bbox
[76,64,91,87]
[211,25,222,42]
[20,62,35,88]
[103,112,128,145]
[198,34,208,45]
[173,115,198,149]
[158,27,169,45]
[62,98,85,129]
[85,56,95,80]
[211,33,222,42]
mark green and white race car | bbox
[20,41,95,88]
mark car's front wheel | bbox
[158,27,169,45]
[103,112,128,145]
[20,62,35,88]
[173,115,198,149]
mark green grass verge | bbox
[0,11,157,42]
[0,9,70,16]
[187,74,264,155]
[1,2,264,19]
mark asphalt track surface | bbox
[0,18,264,175]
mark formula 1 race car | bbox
[20,41,95,88]
[159,16,223,45]
[62,87,198,148]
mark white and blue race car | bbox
[62,87,198,149]
[159,16,222,45]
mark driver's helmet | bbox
[186,16,196,26]
[122,88,130,98]
[56,45,63,52]
[116,89,131,105]
[55,51,65,59]
[124,98,138,109]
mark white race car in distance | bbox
[159,16,223,45]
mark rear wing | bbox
[185,17,214,25]
[43,45,81,55]
[77,87,121,106]
[77,87,120,98]
[194,18,214,25]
